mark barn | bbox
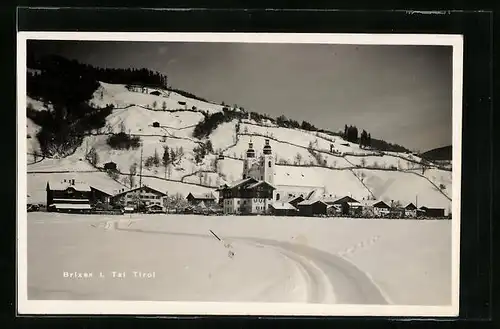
[103,162,117,171]
[419,206,445,218]
[296,199,327,217]
[270,202,298,216]
[186,192,217,207]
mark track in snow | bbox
[113,223,389,305]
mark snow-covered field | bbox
[27,213,452,306]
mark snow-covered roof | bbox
[49,203,91,210]
[286,195,305,203]
[112,185,167,198]
[47,180,91,192]
[53,198,90,203]
[347,202,363,207]
[271,202,297,210]
[188,192,216,200]
[89,185,115,196]
[362,200,391,208]
[246,181,275,190]
[225,177,257,189]
[297,199,327,206]
[333,195,360,204]
[321,196,340,204]
[405,203,417,210]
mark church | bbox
[218,138,325,214]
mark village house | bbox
[270,201,298,216]
[46,179,92,213]
[217,177,275,215]
[404,203,418,218]
[186,192,217,207]
[331,196,362,216]
[362,200,391,218]
[110,185,167,212]
[389,205,406,218]
[87,186,117,210]
[296,199,327,217]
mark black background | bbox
[1,5,496,329]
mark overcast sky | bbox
[28,40,453,152]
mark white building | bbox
[241,138,325,203]
[111,185,167,211]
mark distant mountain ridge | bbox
[421,145,452,161]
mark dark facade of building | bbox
[331,196,361,215]
[270,203,298,216]
[111,185,167,212]
[186,192,217,207]
[218,177,276,214]
[89,187,113,209]
[288,195,305,208]
[297,200,327,217]
[46,179,92,213]
[420,206,445,218]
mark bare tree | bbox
[129,162,137,188]
[294,153,303,165]
[167,164,173,179]
[86,147,99,166]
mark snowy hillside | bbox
[26,81,452,211]
[91,82,224,114]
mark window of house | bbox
[268,161,271,168]
[237,200,240,204]
[276,193,280,201]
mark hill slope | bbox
[421,145,452,161]
[26,79,452,213]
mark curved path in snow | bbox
[113,222,388,305]
[232,237,388,305]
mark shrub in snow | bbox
[106,132,141,150]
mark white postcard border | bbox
[16,32,463,317]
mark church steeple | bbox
[261,138,274,185]
[263,138,272,155]
[246,139,256,158]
